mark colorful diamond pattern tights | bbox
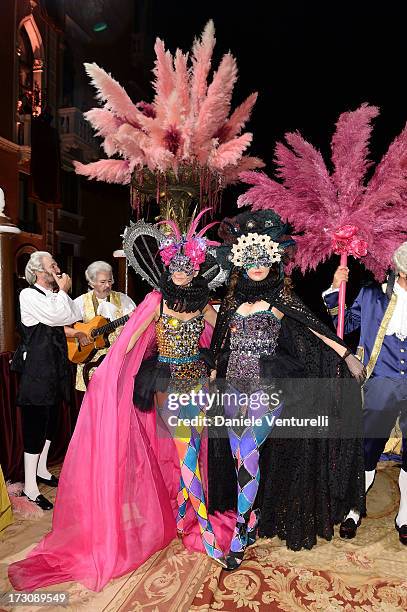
[171,398,224,560]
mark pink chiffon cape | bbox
[9,290,234,592]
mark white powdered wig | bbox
[85,261,113,287]
[25,251,52,285]
[393,242,407,275]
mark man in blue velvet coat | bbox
[323,242,407,544]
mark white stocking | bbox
[396,469,407,527]
[37,440,52,479]
[343,469,376,523]
[365,468,375,492]
[23,452,41,499]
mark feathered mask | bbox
[158,208,220,275]
[216,209,296,271]
[123,208,228,289]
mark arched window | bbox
[17,16,44,119]
[17,27,35,115]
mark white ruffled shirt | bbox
[386,281,407,341]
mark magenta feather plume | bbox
[186,207,212,239]
[331,104,379,209]
[237,170,289,212]
[157,219,182,240]
[363,122,407,201]
[196,221,220,238]
[275,133,337,214]
[240,105,407,279]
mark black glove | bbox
[343,349,367,385]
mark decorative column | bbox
[0,188,21,352]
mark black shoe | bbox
[394,518,407,545]
[37,474,59,487]
[247,509,261,547]
[223,550,245,571]
[339,517,360,539]
[22,491,53,511]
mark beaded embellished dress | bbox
[152,309,224,562]
[226,309,281,393]
[155,313,207,386]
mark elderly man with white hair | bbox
[14,252,81,510]
[323,242,407,543]
[66,261,136,391]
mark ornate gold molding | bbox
[365,293,398,380]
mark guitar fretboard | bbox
[91,315,130,339]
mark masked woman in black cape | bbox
[207,210,366,570]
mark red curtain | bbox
[0,352,82,482]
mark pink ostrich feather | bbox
[102,135,117,157]
[190,20,216,115]
[6,482,44,519]
[224,156,265,184]
[76,22,260,188]
[84,63,150,129]
[217,92,258,143]
[174,50,190,117]
[84,108,124,137]
[153,39,176,123]
[240,105,407,279]
[210,133,253,170]
[194,53,238,163]
[114,125,146,166]
[74,160,131,184]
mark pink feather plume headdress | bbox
[158,207,220,271]
[74,20,263,197]
[238,103,407,280]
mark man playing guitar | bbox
[65,261,136,390]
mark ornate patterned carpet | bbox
[1,461,407,612]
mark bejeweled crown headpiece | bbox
[231,233,282,269]
[215,209,296,273]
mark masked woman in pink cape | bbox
[9,209,232,592]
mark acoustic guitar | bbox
[67,314,130,364]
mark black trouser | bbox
[20,404,60,454]
[363,377,407,471]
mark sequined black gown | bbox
[208,284,365,551]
